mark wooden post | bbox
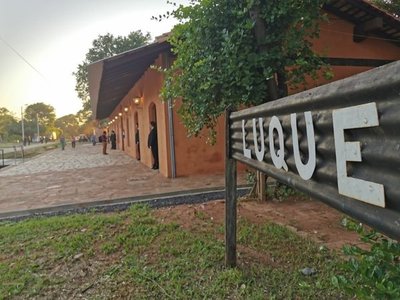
[257,171,266,201]
[225,107,237,268]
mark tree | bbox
[74,31,151,114]
[0,107,19,142]
[79,119,98,137]
[55,114,80,138]
[371,0,400,17]
[24,103,56,138]
[161,0,328,140]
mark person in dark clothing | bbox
[147,121,158,169]
[110,130,117,150]
[135,124,140,160]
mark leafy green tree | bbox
[74,31,151,114]
[76,109,91,125]
[0,107,19,142]
[24,103,56,138]
[161,0,328,139]
[371,0,400,17]
[79,119,97,137]
[55,114,80,138]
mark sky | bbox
[0,0,189,118]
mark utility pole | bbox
[36,113,40,142]
[21,106,25,144]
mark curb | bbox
[0,186,250,222]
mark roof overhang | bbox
[324,0,400,45]
[88,40,171,120]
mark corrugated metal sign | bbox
[227,61,400,240]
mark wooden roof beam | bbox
[354,17,383,42]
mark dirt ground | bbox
[155,195,365,251]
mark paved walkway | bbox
[0,143,246,216]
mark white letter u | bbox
[252,117,265,162]
[290,112,316,180]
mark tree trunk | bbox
[250,6,281,201]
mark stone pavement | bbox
[0,143,246,217]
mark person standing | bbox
[71,136,76,149]
[91,134,96,146]
[60,135,66,150]
[110,130,117,150]
[135,124,140,160]
[147,121,158,169]
[102,131,108,155]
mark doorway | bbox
[134,111,140,160]
[149,103,157,123]
[148,103,158,169]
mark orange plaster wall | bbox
[302,12,400,90]
[141,66,170,178]
[316,12,400,60]
[171,107,248,177]
[172,105,226,177]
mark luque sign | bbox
[224,61,400,267]
[241,102,384,207]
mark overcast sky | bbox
[0,0,188,118]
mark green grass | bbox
[0,204,347,299]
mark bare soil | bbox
[155,196,364,251]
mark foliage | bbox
[161,0,328,139]
[74,31,151,115]
[371,0,400,17]
[0,107,19,142]
[79,119,98,137]
[55,114,80,138]
[271,182,305,201]
[23,102,56,138]
[76,109,92,125]
[332,218,400,299]
[245,169,256,185]
[0,204,346,299]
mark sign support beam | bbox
[225,107,237,268]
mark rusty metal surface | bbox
[228,61,400,239]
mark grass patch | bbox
[0,204,347,299]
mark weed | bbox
[269,183,306,201]
[332,218,400,299]
[101,241,119,255]
[245,169,256,184]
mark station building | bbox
[88,0,400,178]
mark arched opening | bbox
[148,103,158,169]
[134,111,140,160]
[149,102,157,123]
[120,116,125,151]
[126,116,130,147]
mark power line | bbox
[0,35,47,80]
